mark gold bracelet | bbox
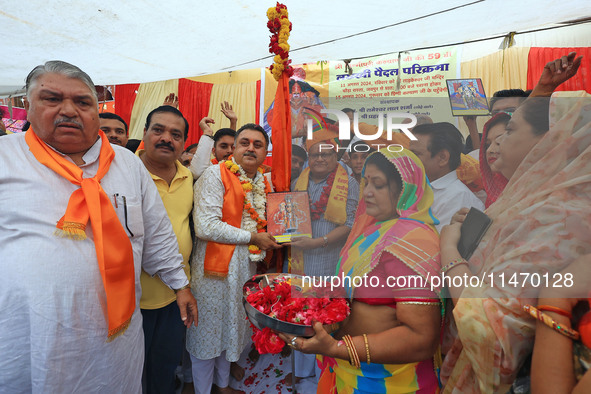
[441,257,468,273]
[173,283,191,294]
[363,334,371,365]
[343,335,360,368]
[523,304,579,341]
[341,336,355,367]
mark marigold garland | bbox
[267,2,293,81]
[224,158,270,260]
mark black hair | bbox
[292,144,308,160]
[365,152,403,193]
[342,108,355,114]
[412,122,463,171]
[288,79,320,97]
[213,128,237,146]
[99,112,128,134]
[485,112,511,134]
[126,139,142,153]
[145,105,189,140]
[518,98,550,136]
[184,143,198,153]
[489,89,530,112]
[235,123,269,147]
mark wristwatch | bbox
[173,284,191,293]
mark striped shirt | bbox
[303,172,359,277]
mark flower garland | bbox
[267,2,293,81]
[246,276,350,354]
[224,157,270,261]
[310,168,337,221]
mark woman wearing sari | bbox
[280,148,442,393]
[439,52,590,392]
[479,112,511,208]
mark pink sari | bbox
[442,92,591,393]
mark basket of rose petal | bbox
[243,273,350,354]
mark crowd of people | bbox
[0,51,589,394]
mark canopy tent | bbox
[1,0,590,97]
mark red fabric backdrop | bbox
[113,84,139,130]
[527,47,591,93]
[178,78,213,147]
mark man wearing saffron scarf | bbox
[0,61,197,393]
[186,123,281,394]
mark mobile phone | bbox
[457,208,492,260]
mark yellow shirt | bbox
[137,151,193,309]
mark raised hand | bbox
[532,52,583,97]
[163,93,179,108]
[199,116,215,136]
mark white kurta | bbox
[186,164,259,362]
[0,133,188,393]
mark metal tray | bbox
[242,273,342,338]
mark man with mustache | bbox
[186,123,281,394]
[136,105,195,393]
[99,111,128,147]
[0,61,197,392]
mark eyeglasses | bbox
[308,152,336,161]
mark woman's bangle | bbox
[363,334,371,365]
[341,336,355,367]
[441,257,468,273]
[537,305,572,319]
[343,335,360,368]
[523,304,579,340]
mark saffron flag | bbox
[271,72,292,192]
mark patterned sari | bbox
[318,149,442,394]
[442,92,591,393]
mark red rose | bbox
[252,327,285,354]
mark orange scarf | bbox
[203,162,272,277]
[25,129,135,340]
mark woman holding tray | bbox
[280,148,443,393]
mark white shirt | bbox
[0,133,188,393]
[431,170,485,232]
[186,164,258,362]
[189,134,214,180]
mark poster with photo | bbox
[446,78,490,116]
[267,192,312,243]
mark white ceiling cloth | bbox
[1,0,590,96]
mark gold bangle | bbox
[343,335,360,368]
[173,283,191,294]
[363,334,371,365]
[341,336,354,367]
[441,257,468,273]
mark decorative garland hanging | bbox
[267,2,293,81]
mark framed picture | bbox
[266,192,312,243]
[446,78,490,116]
